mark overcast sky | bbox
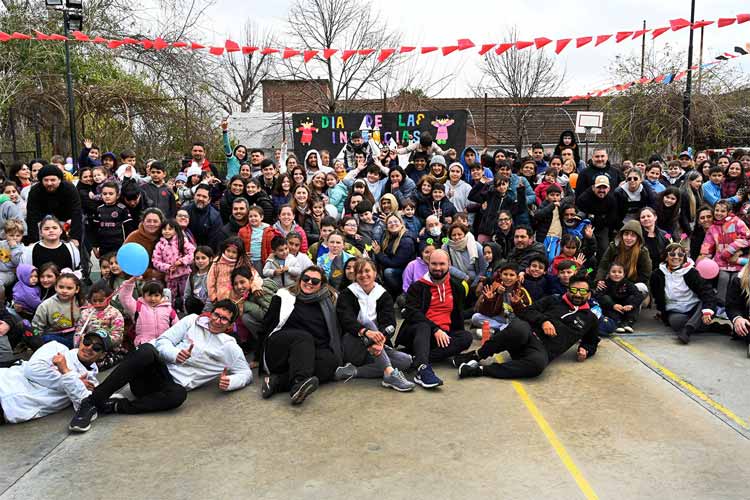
[197,0,750,97]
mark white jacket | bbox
[21,241,81,270]
[154,314,252,392]
[0,341,97,423]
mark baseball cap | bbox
[594,175,610,188]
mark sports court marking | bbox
[612,337,750,431]
[512,381,599,500]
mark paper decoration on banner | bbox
[0,12,747,64]
[561,44,750,105]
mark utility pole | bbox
[681,0,696,149]
[640,20,646,78]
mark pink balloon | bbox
[696,259,719,280]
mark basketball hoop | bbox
[584,126,601,143]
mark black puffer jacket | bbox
[468,182,525,236]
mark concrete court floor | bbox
[3,318,750,500]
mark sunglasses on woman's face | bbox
[301,275,322,285]
[627,177,640,181]
[668,251,686,258]
[82,337,105,353]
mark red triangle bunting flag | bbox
[190,42,205,50]
[457,38,475,50]
[738,14,750,24]
[595,34,612,46]
[171,41,188,48]
[92,36,108,44]
[377,48,395,62]
[691,20,714,29]
[358,48,375,56]
[717,17,736,28]
[0,32,10,42]
[670,18,691,30]
[283,48,300,59]
[442,45,458,56]
[260,47,279,55]
[209,46,224,55]
[242,46,258,55]
[631,29,648,39]
[49,34,68,41]
[121,37,138,44]
[534,37,552,49]
[225,40,240,52]
[515,40,533,50]
[576,36,592,48]
[141,39,154,50]
[323,48,337,59]
[400,46,415,53]
[153,37,168,50]
[495,42,513,55]
[421,46,438,54]
[555,38,571,54]
[651,27,670,38]
[478,43,495,55]
[107,40,125,49]
[71,31,89,42]
[10,32,31,40]
[341,49,357,61]
[638,77,652,84]
[303,49,318,62]
[34,31,50,40]
[615,31,633,43]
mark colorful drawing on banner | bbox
[292,110,467,157]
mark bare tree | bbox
[282,0,404,112]
[473,26,564,154]
[206,21,276,114]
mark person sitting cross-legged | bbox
[396,249,473,389]
[453,272,600,379]
[68,300,252,432]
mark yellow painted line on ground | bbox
[613,337,750,429]
[512,381,599,500]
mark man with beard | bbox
[26,165,83,245]
[214,197,249,251]
[249,148,265,176]
[190,142,220,179]
[183,184,222,247]
[575,175,620,257]
[397,249,473,389]
[304,149,332,180]
[506,226,546,270]
[575,148,623,197]
[453,273,600,379]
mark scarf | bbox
[446,232,479,268]
[348,282,385,332]
[295,288,342,364]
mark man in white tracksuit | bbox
[0,331,109,424]
[68,300,252,432]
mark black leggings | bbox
[396,323,473,366]
[91,344,187,414]
[264,329,338,392]
[477,320,549,379]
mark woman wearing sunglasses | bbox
[0,330,109,424]
[613,168,656,225]
[650,242,721,345]
[261,266,342,405]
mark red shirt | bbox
[424,279,453,331]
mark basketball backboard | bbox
[575,111,604,134]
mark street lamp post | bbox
[46,0,83,160]
[681,0,696,149]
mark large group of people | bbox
[1,124,749,432]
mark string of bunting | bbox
[561,43,750,104]
[0,12,747,63]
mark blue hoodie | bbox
[460,147,493,184]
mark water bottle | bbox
[481,320,491,345]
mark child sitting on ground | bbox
[550,234,590,275]
[183,246,213,315]
[263,236,301,288]
[471,262,532,331]
[74,281,125,369]
[207,237,250,303]
[595,262,643,333]
[522,255,557,302]
[12,264,41,322]
[0,219,25,294]
[30,272,83,349]
[119,277,177,347]
[286,232,313,270]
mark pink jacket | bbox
[701,215,750,271]
[118,280,177,346]
[151,236,196,281]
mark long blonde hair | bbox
[381,214,406,254]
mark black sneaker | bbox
[69,396,98,433]
[677,327,691,345]
[99,398,120,415]
[458,360,483,379]
[451,350,479,368]
[261,375,280,399]
[290,376,319,405]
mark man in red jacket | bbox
[397,249,473,389]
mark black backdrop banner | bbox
[292,110,467,158]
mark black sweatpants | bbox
[265,328,338,392]
[91,343,187,414]
[477,320,550,379]
[396,323,473,366]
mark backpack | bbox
[123,300,177,349]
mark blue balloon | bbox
[116,243,150,277]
